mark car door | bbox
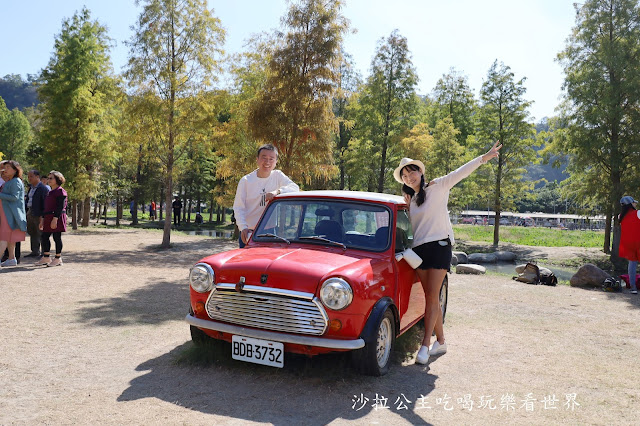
[394,209,425,333]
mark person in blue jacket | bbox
[0,160,27,267]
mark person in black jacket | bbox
[172,196,182,226]
[24,170,50,257]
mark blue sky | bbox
[0,0,576,121]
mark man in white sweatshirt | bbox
[233,144,300,247]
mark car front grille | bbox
[205,284,328,335]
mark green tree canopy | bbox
[431,68,476,145]
[37,7,119,227]
[352,30,420,193]
[476,60,537,245]
[556,0,640,255]
[248,0,349,186]
[126,0,225,247]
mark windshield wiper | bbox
[299,236,346,250]
[255,233,291,245]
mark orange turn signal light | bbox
[194,301,206,316]
[329,319,342,332]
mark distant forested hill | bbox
[0,74,39,110]
[525,117,568,187]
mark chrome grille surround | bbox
[205,283,329,335]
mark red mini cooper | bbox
[186,191,448,376]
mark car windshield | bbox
[252,198,392,252]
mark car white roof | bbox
[278,190,405,205]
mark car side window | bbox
[395,209,413,253]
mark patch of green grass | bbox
[452,225,604,248]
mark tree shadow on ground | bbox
[73,279,188,327]
[118,341,438,425]
[67,239,238,269]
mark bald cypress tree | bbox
[38,8,118,229]
[248,0,349,186]
[557,0,640,255]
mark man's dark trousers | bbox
[26,212,42,255]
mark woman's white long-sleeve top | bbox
[409,156,486,247]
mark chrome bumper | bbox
[185,314,365,350]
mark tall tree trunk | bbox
[82,196,91,227]
[77,201,83,226]
[102,204,108,225]
[93,201,98,220]
[378,135,389,193]
[159,188,164,221]
[492,158,503,246]
[72,200,78,230]
[209,193,214,223]
[182,187,187,223]
[604,211,613,254]
[116,194,121,226]
[161,16,176,248]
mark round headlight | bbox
[190,264,214,293]
[320,278,353,310]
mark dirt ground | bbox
[1,228,638,425]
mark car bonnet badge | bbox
[235,276,245,293]
[260,274,268,284]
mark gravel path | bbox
[0,228,637,425]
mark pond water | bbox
[479,262,577,281]
[184,229,234,238]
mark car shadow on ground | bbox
[118,341,439,425]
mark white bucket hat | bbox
[393,158,425,184]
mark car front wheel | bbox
[352,307,396,376]
[440,275,448,323]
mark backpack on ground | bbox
[539,269,558,286]
[513,262,540,284]
[602,277,622,292]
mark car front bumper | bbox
[185,314,365,350]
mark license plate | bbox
[231,335,284,368]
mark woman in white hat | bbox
[394,140,502,365]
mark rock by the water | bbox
[452,251,468,263]
[495,251,517,261]
[456,263,486,274]
[468,253,497,263]
[570,264,611,288]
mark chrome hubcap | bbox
[376,317,392,367]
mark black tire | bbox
[189,307,215,347]
[190,325,213,347]
[351,307,396,376]
[432,275,449,336]
[440,274,448,324]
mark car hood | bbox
[200,246,379,294]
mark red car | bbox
[186,191,448,376]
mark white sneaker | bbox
[1,258,17,267]
[415,345,430,364]
[430,341,447,356]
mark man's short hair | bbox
[257,144,278,158]
[30,169,41,177]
